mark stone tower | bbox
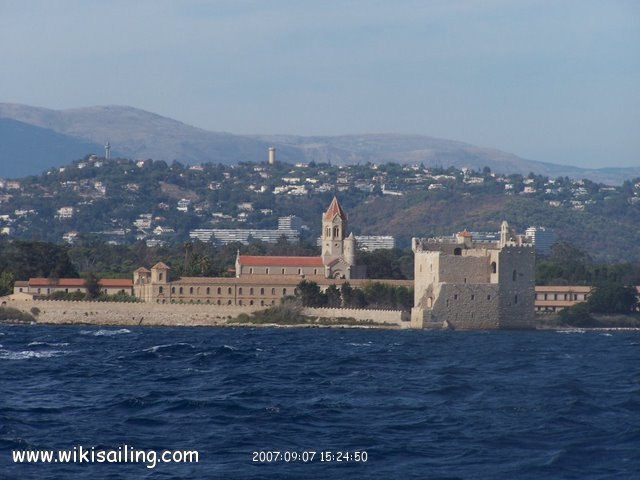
[321,197,360,279]
[411,225,535,329]
[322,196,348,261]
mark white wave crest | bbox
[0,349,69,360]
[143,342,194,353]
[28,341,70,347]
[80,329,131,336]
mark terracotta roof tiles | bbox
[323,196,347,221]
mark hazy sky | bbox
[1,0,639,168]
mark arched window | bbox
[266,268,270,274]
[281,268,285,275]
[271,288,275,295]
[171,287,175,294]
[159,286,164,294]
[326,227,331,238]
[189,287,193,294]
[512,270,517,281]
[333,226,339,238]
[239,287,243,294]
[514,294,518,304]
[179,287,183,294]
[260,288,264,295]
[250,268,253,274]
[491,262,497,274]
[283,288,287,295]
[228,287,232,294]
[250,288,253,295]
[158,273,163,281]
[217,287,221,295]
[298,268,302,275]
[206,287,210,295]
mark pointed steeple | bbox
[323,196,347,221]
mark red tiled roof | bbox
[99,279,133,287]
[323,196,347,221]
[457,230,472,238]
[27,278,132,288]
[239,255,324,267]
[29,278,85,287]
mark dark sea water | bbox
[0,324,639,480]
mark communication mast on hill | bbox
[268,146,276,165]
[105,141,111,161]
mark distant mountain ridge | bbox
[0,103,637,184]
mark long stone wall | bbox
[3,298,261,327]
[3,298,410,328]
[301,307,410,327]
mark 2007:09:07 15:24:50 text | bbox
[252,451,368,463]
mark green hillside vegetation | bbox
[1,157,640,269]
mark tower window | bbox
[454,247,462,256]
[513,270,517,281]
[491,262,497,274]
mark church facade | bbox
[134,197,367,304]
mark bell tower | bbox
[322,196,348,260]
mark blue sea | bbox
[0,324,639,479]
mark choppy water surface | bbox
[1,324,639,479]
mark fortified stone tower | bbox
[411,224,535,329]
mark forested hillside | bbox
[1,156,639,262]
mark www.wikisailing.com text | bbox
[12,445,199,469]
